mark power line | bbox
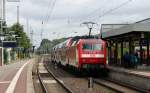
[43,0,57,24]
[41,21,43,40]
[42,0,53,23]
[40,0,57,40]
[30,30,34,45]
[97,0,132,20]
[79,0,107,22]
[80,0,132,22]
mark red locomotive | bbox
[51,36,107,71]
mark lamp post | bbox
[0,19,3,35]
[32,45,35,57]
[16,36,22,60]
[0,35,5,66]
[0,18,5,66]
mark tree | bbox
[9,23,31,48]
[9,23,31,58]
[0,19,7,33]
[37,38,67,54]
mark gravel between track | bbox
[46,61,116,93]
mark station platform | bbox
[107,65,150,78]
[107,65,150,93]
[0,59,35,93]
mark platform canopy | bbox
[101,18,150,66]
[101,18,150,39]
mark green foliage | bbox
[38,38,67,53]
[0,19,7,32]
[9,23,31,48]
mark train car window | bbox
[93,44,103,50]
[82,44,92,50]
[82,43,103,50]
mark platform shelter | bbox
[101,18,150,66]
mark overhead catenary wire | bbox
[79,0,107,22]
[96,0,132,21]
[79,0,132,22]
[41,21,43,40]
[43,0,57,24]
[38,0,57,41]
[42,0,53,21]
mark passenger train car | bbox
[51,36,107,70]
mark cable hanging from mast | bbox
[80,0,132,22]
[43,0,57,25]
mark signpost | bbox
[2,41,17,48]
[0,47,3,66]
[7,0,20,2]
[0,0,20,66]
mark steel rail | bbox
[105,78,149,93]
[37,66,49,93]
[44,62,74,93]
[93,79,124,93]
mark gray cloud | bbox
[5,0,150,46]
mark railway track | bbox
[102,78,148,93]
[40,56,142,93]
[37,59,73,93]
[93,79,141,93]
[44,60,121,93]
[37,66,48,93]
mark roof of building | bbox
[101,18,150,38]
[136,18,150,23]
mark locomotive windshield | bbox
[82,43,103,50]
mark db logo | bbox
[90,54,95,57]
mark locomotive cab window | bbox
[82,43,103,50]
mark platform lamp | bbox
[0,35,5,43]
[32,45,35,57]
[0,20,5,48]
[140,33,144,49]
[0,35,5,66]
[0,35,5,48]
[15,36,22,60]
[140,33,145,64]
[0,19,3,33]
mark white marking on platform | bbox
[130,71,150,77]
[5,61,30,93]
[0,81,11,84]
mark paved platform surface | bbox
[0,59,35,93]
[108,65,150,78]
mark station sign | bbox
[7,0,20,2]
[2,41,17,48]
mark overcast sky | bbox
[3,0,150,46]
